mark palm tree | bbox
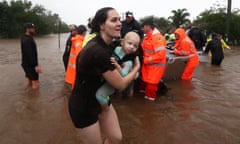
[168,8,191,28]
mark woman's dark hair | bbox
[90,7,114,34]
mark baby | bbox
[96,31,141,110]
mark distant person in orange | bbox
[62,25,78,71]
[65,25,87,87]
[172,28,199,80]
[20,23,42,89]
[140,19,167,101]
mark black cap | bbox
[141,19,156,27]
[24,23,35,30]
[77,25,87,34]
[125,11,133,17]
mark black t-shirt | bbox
[20,34,38,67]
[69,35,115,115]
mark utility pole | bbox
[58,20,61,49]
[226,0,231,42]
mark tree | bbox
[194,7,240,45]
[0,0,69,38]
[139,16,171,33]
[168,8,191,28]
[0,1,9,38]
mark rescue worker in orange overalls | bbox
[63,25,78,71]
[140,19,167,101]
[172,28,199,80]
[65,25,87,87]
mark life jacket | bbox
[141,28,167,84]
[65,35,84,87]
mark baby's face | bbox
[122,32,140,54]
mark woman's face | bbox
[100,9,122,38]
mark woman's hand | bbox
[134,56,140,70]
[110,57,122,72]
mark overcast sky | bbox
[26,0,240,25]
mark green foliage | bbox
[194,8,240,45]
[0,0,69,38]
[139,16,171,33]
[230,13,240,44]
[139,6,240,45]
[2,0,239,44]
[168,8,191,28]
[0,1,9,37]
[139,8,191,33]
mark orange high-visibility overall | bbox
[174,28,199,80]
[65,35,84,87]
[141,28,167,99]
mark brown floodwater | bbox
[0,34,240,144]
